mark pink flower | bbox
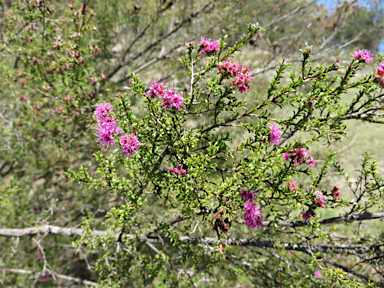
[375,63,384,79]
[36,252,43,262]
[316,200,325,207]
[164,164,187,175]
[284,148,315,167]
[53,41,62,50]
[147,81,167,98]
[240,191,262,228]
[313,190,326,207]
[237,84,249,93]
[314,270,321,278]
[301,210,316,221]
[120,134,145,157]
[286,181,298,193]
[90,76,98,85]
[240,190,256,202]
[95,122,121,147]
[307,157,316,166]
[332,186,341,198]
[218,60,252,93]
[243,201,263,228]
[40,275,52,281]
[199,37,220,56]
[146,81,184,110]
[94,103,114,121]
[162,90,184,110]
[353,49,374,63]
[268,124,282,146]
[94,103,122,148]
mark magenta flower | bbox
[352,49,374,63]
[95,123,120,147]
[36,252,43,262]
[147,81,167,98]
[268,124,282,146]
[164,164,187,175]
[283,148,316,166]
[243,201,263,228]
[162,90,184,110]
[376,63,384,79]
[94,103,122,148]
[301,210,316,221]
[218,60,252,93]
[312,190,326,207]
[120,134,145,157]
[146,81,184,110]
[94,103,114,121]
[307,157,316,166]
[240,190,256,202]
[316,200,325,207]
[240,190,262,228]
[199,37,220,56]
[314,270,321,278]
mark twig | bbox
[1,268,99,287]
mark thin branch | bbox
[0,225,382,256]
[266,212,384,228]
[106,3,213,81]
[1,212,383,238]
[1,268,99,287]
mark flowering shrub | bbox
[66,24,384,287]
[2,1,384,286]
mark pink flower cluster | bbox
[94,103,144,157]
[301,209,316,221]
[286,181,298,193]
[164,164,187,175]
[352,49,374,63]
[283,148,316,166]
[331,186,341,198]
[94,103,121,148]
[313,190,326,207]
[53,35,63,50]
[268,124,282,146]
[199,37,220,56]
[147,81,184,110]
[375,63,384,87]
[218,60,252,93]
[240,190,263,228]
[120,134,145,157]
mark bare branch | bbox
[1,268,99,287]
[106,3,213,81]
[0,224,382,256]
[265,212,384,228]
